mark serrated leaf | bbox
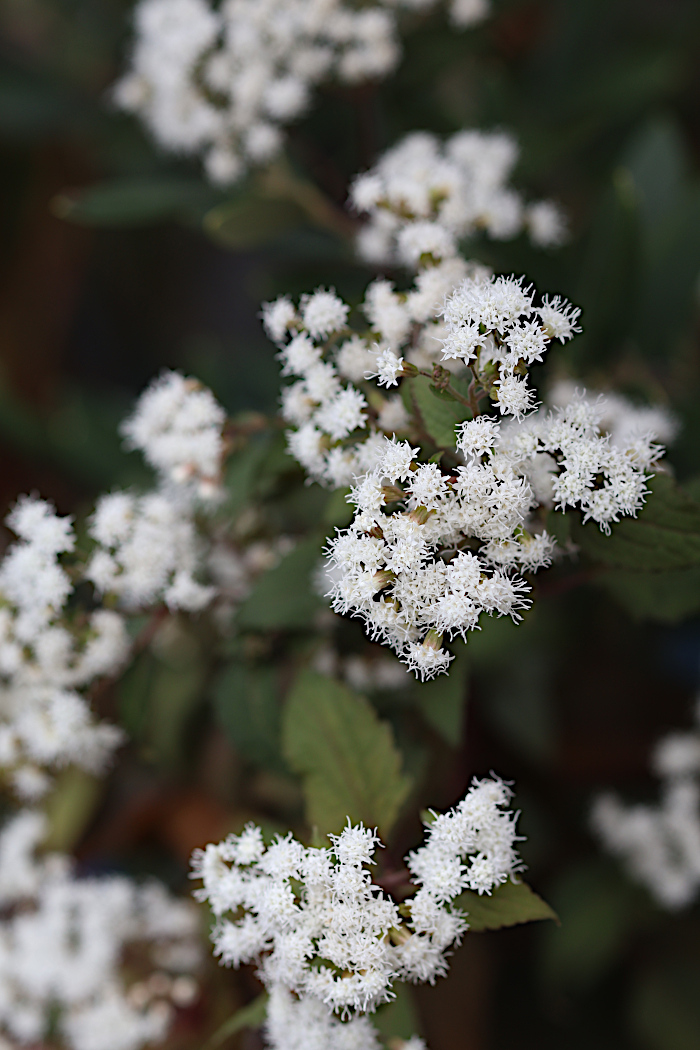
[408,376,471,448]
[414,643,469,746]
[282,671,412,838]
[213,664,282,769]
[207,994,268,1048]
[572,474,700,571]
[455,879,558,932]
[236,539,322,630]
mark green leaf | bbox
[204,193,304,249]
[213,664,282,770]
[540,861,653,988]
[630,963,700,1050]
[408,376,471,448]
[455,879,558,932]
[52,177,212,227]
[237,539,323,630]
[43,768,103,853]
[596,566,700,623]
[282,671,412,838]
[414,643,469,746]
[207,994,268,1048]
[372,983,420,1042]
[572,474,700,571]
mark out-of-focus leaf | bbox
[52,176,212,227]
[323,487,354,528]
[208,994,268,1047]
[596,566,700,623]
[282,671,412,838]
[213,663,282,770]
[630,963,700,1050]
[408,376,471,448]
[236,539,323,630]
[485,648,556,762]
[223,434,275,517]
[572,475,700,571]
[540,861,652,988]
[574,169,639,362]
[373,983,420,1042]
[455,880,558,932]
[204,194,305,249]
[414,643,469,747]
[117,627,206,768]
[43,768,102,853]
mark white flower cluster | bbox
[548,378,679,452]
[264,263,489,487]
[325,434,540,680]
[87,491,216,613]
[0,810,200,1050]
[270,274,664,676]
[87,371,226,614]
[0,498,127,800]
[192,776,521,1049]
[114,0,489,186]
[120,370,227,502]
[350,130,567,266]
[592,700,700,910]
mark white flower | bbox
[262,297,298,344]
[120,371,226,500]
[301,288,350,340]
[494,374,538,419]
[526,200,568,247]
[366,348,405,388]
[593,699,700,910]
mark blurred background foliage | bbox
[2,0,700,1048]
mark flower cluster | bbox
[192,776,521,1047]
[114,0,489,186]
[120,370,227,502]
[0,498,127,799]
[592,699,700,910]
[87,371,226,614]
[0,810,200,1050]
[268,272,664,676]
[350,130,567,266]
[264,264,487,487]
[325,435,540,680]
[87,491,216,613]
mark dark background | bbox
[2,1,700,1047]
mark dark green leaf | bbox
[236,539,323,630]
[213,664,282,770]
[408,376,471,448]
[455,879,557,932]
[540,861,652,988]
[208,994,268,1048]
[630,963,700,1050]
[372,983,420,1042]
[414,643,469,747]
[572,474,700,571]
[596,566,700,623]
[53,177,212,227]
[204,194,304,249]
[282,671,412,838]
